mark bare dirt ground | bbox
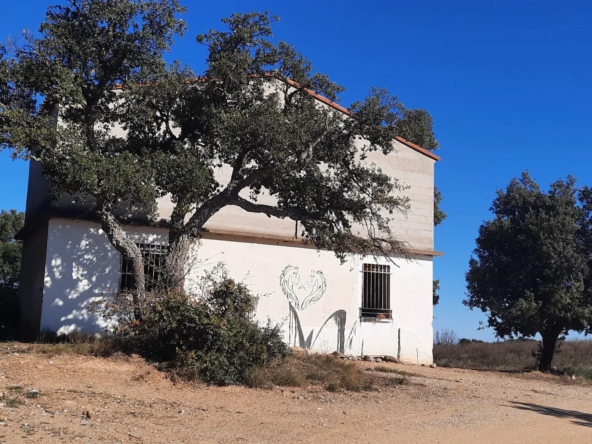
[0,344,591,443]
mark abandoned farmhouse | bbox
[16,89,442,364]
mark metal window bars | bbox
[119,243,167,293]
[360,263,392,319]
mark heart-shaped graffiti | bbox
[279,265,327,311]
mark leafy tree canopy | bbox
[465,172,592,370]
[396,109,439,151]
[1,2,441,299]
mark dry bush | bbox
[434,329,459,345]
[249,354,378,392]
[434,339,592,378]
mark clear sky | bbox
[2,0,592,341]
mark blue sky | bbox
[2,0,592,340]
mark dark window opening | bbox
[120,243,167,293]
[361,263,392,319]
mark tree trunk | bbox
[96,204,145,321]
[539,328,561,372]
[165,233,194,293]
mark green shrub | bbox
[96,277,288,385]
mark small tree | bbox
[0,209,24,338]
[465,172,592,371]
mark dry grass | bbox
[1,395,25,408]
[21,334,410,391]
[28,331,125,357]
[249,354,382,391]
[373,366,422,378]
[434,339,592,378]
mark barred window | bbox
[360,263,392,319]
[120,243,167,293]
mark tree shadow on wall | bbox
[509,401,592,428]
[44,223,122,334]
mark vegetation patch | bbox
[249,354,394,392]
[30,332,125,357]
[1,396,25,408]
[434,339,592,380]
[94,277,288,386]
[373,366,422,378]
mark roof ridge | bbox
[282,77,440,161]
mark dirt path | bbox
[0,344,591,443]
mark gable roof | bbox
[285,78,440,162]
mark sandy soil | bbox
[0,344,591,443]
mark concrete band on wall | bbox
[38,218,434,364]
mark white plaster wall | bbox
[40,219,169,334]
[186,242,433,363]
[40,219,433,363]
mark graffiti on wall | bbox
[279,265,327,310]
[280,265,352,354]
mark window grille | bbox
[120,243,167,293]
[360,263,392,319]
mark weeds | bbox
[131,371,151,382]
[2,397,25,408]
[373,366,422,378]
[306,371,324,381]
[384,376,408,386]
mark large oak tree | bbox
[465,172,592,371]
[2,1,440,309]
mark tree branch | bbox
[230,196,307,220]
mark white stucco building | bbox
[17,90,442,364]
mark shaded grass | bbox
[28,331,126,357]
[434,339,592,379]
